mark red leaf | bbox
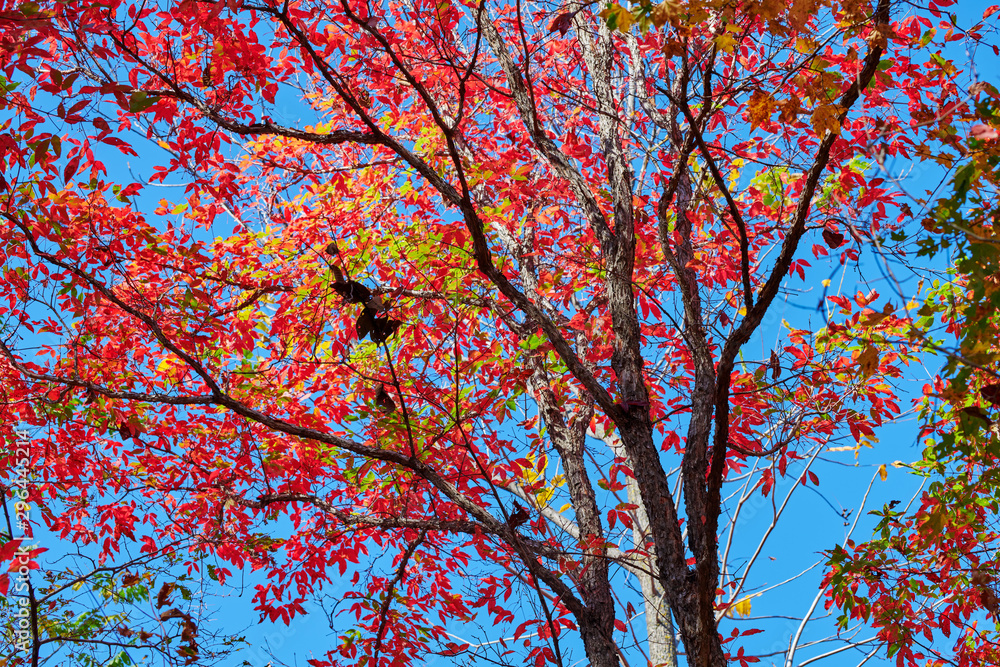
[0,539,21,565]
[822,228,845,248]
[118,183,142,197]
[549,12,574,36]
[508,503,530,528]
[64,156,80,182]
[981,383,1000,406]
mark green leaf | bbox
[128,91,159,113]
[952,162,978,200]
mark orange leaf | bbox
[746,90,775,131]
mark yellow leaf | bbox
[618,7,636,32]
[878,464,887,481]
[522,453,541,484]
[795,37,818,53]
[598,4,636,32]
[730,597,752,617]
[727,160,743,188]
[714,32,737,53]
[535,473,566,508]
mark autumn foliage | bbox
[0,0,999,665]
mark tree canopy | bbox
[0,0,998,665]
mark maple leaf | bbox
[811,103,843,137]
[159,608,188,621]
[366,293,387,312]
[959,406,991,423]
[661,38,685,58]
[118,421,141,440]
[747,89,775,131]
[856,346,880,377]
[714,32,737,53]
[356,308,375,340]
[598,4,635,32]
[754,0,785,21]
[776,97,804,123]
[650,0,682,28]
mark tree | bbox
[0,0,988,665]
[0,537,247,667]
[828,17,1000,665]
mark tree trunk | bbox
[599,424,679,667]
